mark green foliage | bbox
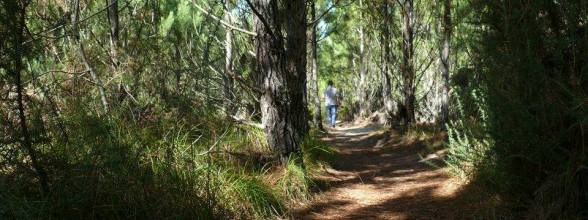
[12,0,588,218]
[224,124,269,154]
[274,130,335,203]
[0,88,336,219]
[159,11,176,37]
[0,105,333,219]
[1,0,339,219]
[446,0,588,218]
[225,175,285,219]
[446,86,494,180]
[302,129,335,167]
[277,157,316,202]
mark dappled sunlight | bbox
[292,124,485,219]
[4,0,583,217]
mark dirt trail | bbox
[292,123,474,220]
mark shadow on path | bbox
[292,123,490,220]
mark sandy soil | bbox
[291,123,479,220]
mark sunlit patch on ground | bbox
[291,123,489,220]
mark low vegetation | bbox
[0,107,332,219]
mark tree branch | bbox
[24,0,128,45]
[244,0,276,39]
[307,0,354,27]
[192,1,257,36]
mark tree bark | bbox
[401,0,416,124]
[439,0,452,128]
[381,0,394,121]
[285,0,309,140]
[309,0,324,130]
[250,0,308,162]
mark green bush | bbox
[446,86,495,181]
[446,1,588,218]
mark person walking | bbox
[324,80,340,128]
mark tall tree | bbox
[439,0,452,127]
[248,0,308,162]
[309,0,324,130]
[3,0,50,195]
[400,0,416,124]
[357,0,369,117]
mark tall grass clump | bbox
[277,157,315,202]
[277,129,333,203]
[301,128,335,168]
[144,117,290,219]
[226,175,285,218]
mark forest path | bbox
[292,122,475,220]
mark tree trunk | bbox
[107,0,132,105]
[285,0,309,139]
[73,0,109,112]
[309,0,324,130]
[107,0,119,65]
[251,0,308,162]
[223,0,236,115]
[381,0,394,121]
[6,0,50,195]
[401,0,416,124]
[357,0,369,117]
[439,0,452,128]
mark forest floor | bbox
[291,122,493,220]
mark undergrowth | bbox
[0,103,333,219]
[400,124,446,157]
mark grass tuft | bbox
[277,157,316,202]
[227,175,285,219]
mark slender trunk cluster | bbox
[250,0,308,162]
